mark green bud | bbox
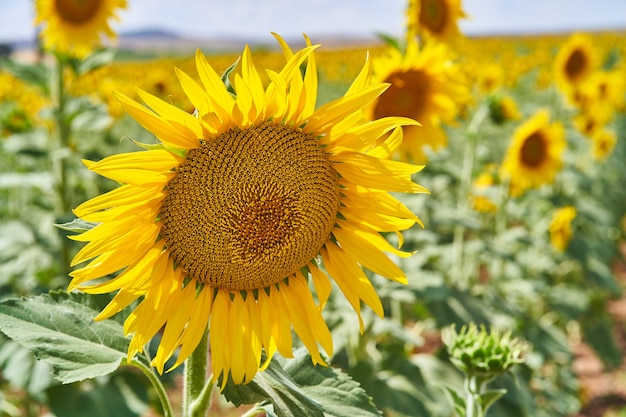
[442,322,526,380]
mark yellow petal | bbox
[345,52,372,95]
[306,83,389,134]
[194,49,235,121]
[73,184,163,218]
[308,262,332,309]
[332,226,407,284]
[322,243,384,331]
[136,88,203,138]
[171,286,212,371]
[114,91,199,149]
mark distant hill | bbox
[2,26,385,56]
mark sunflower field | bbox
[0,1,625,416]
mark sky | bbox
[1,0,626,44]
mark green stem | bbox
[52,54,72,276]
[491,177,511,280]
[183,328,213,417]
[465,375,484,417]
[450,104,489,286]
[241,407,267,417]
[127,360,174,417]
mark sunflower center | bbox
[520,132,547,167]
[159,122,341,291]
[420,0,447,33]
[54,0,101,24]
[565,48,587,81]
[374,69,430,121]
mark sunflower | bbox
[488,94,521,125]
[35,0,127,58]
[406,0,466,43]
[591,129,617,161]
[576,69,626,116]
[366,39,468,163]
[500,110,565,196]
[548,206,577,251]
[573,105,611,138]
[470,170,497,213]
[554,33,598,100]
[68,34,426,386]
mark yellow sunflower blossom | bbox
[554,33,598,102]
[500,110,565,196]
[35,0,127,58]
[477,63,505,94]
[576,69,625,116]
[68,34,427,387]
[366,39,468,164]
[591,129,617,161]
[471,171,498,213]
[488,94,521,125]
[549,206,577,251]
[406,0,467,43]
[573,104,612,138]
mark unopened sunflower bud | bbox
[442,322,526,380]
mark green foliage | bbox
[1,24,626,417]
[224,348,381,417]
[0,291,128,384]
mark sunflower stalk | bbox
[51,53,72,277]
[442,323,526,417]
[183,328,213,417]
[451,103,488,286]
[127,359,175,417]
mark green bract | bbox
[442,322,526,380]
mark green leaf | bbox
[478,388,507,412]
[375,33,401,52]
[285,348,382,417]
[47,370,150,417]
[221,56,241,96]
[434,383,465,417]
[581,309,623,369]
[224,348,381,417]
[223,352,325,417]
[54,218,99,234]
[0,58,50,95]
[0,291,129,383]
[0,336,57,394]
[75,49,116,75]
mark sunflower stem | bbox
[450,103,488,286]
[190,372,214,417]
[127,359,174,417]
[240,406,267,417]
[52,53,72,277]
[183,328,211,417]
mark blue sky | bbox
[1,0,626,43]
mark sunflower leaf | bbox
[0,291,129,384]
[222,352,325,417]
[223,348,381,416]
[0,58,50,96]
[283,348,382,417]
[221,56,241,96]
[54,218,100,234]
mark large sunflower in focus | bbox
[500,110,565,196]
[366,39,468,163]
[35,0,127,58]
[406,0,466,43]
[68,34,427,386]
[554,33,597,100]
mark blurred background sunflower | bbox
[35,0,127,57]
